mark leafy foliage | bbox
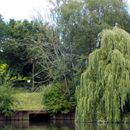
[42,83,75,113]
[54,0,130,55]
[0,0,130,115]
[0,64,7,84]
[0,64,6,75]
[76,27,130,123]
[0,82,15,116]
[50,0,130,97]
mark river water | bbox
[1,120,130,130]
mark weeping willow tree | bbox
[75,27,130,123]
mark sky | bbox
[0,0,130,21]
[128,0,130,12]
[0,0,52,21]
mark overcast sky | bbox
[0,0,130,21]
[0,0,52,21]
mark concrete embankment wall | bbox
[0,111,75,121]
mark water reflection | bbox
[1,125,13,130]
[1,120,130,130]
[75,123,130,130]
[0,120,75,130]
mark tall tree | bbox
[0,20,52,88]
[0,19,71,90]
[75,27,130,123]
[49,0,130,92]
[53,0,130,55]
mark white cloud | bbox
[0,0,130,21]
[0,0,51,21]
[127,0,130,7]
[126,0,130,13]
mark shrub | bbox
[0,82,15,116]
[42,83,75,114]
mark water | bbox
[1,120,130,130]
[0,120,75,130]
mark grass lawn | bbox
[14,92,45,111]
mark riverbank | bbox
[0,110,75,122]
[0,90,75,123]
[14,92,44,111]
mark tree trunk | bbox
[32,61,35,91]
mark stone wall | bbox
[0,111,75,121]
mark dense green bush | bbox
[42,83,75,113]
[0,82,15,116]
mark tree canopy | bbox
[0,0,130,115]
[54,0,130,55]
[76,27,130,123]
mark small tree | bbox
[0,82,15,116]
[76,27,130,123]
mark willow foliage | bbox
[75,27,130,123]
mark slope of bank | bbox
[14,92,44,111]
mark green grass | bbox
[14,92,45,111]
